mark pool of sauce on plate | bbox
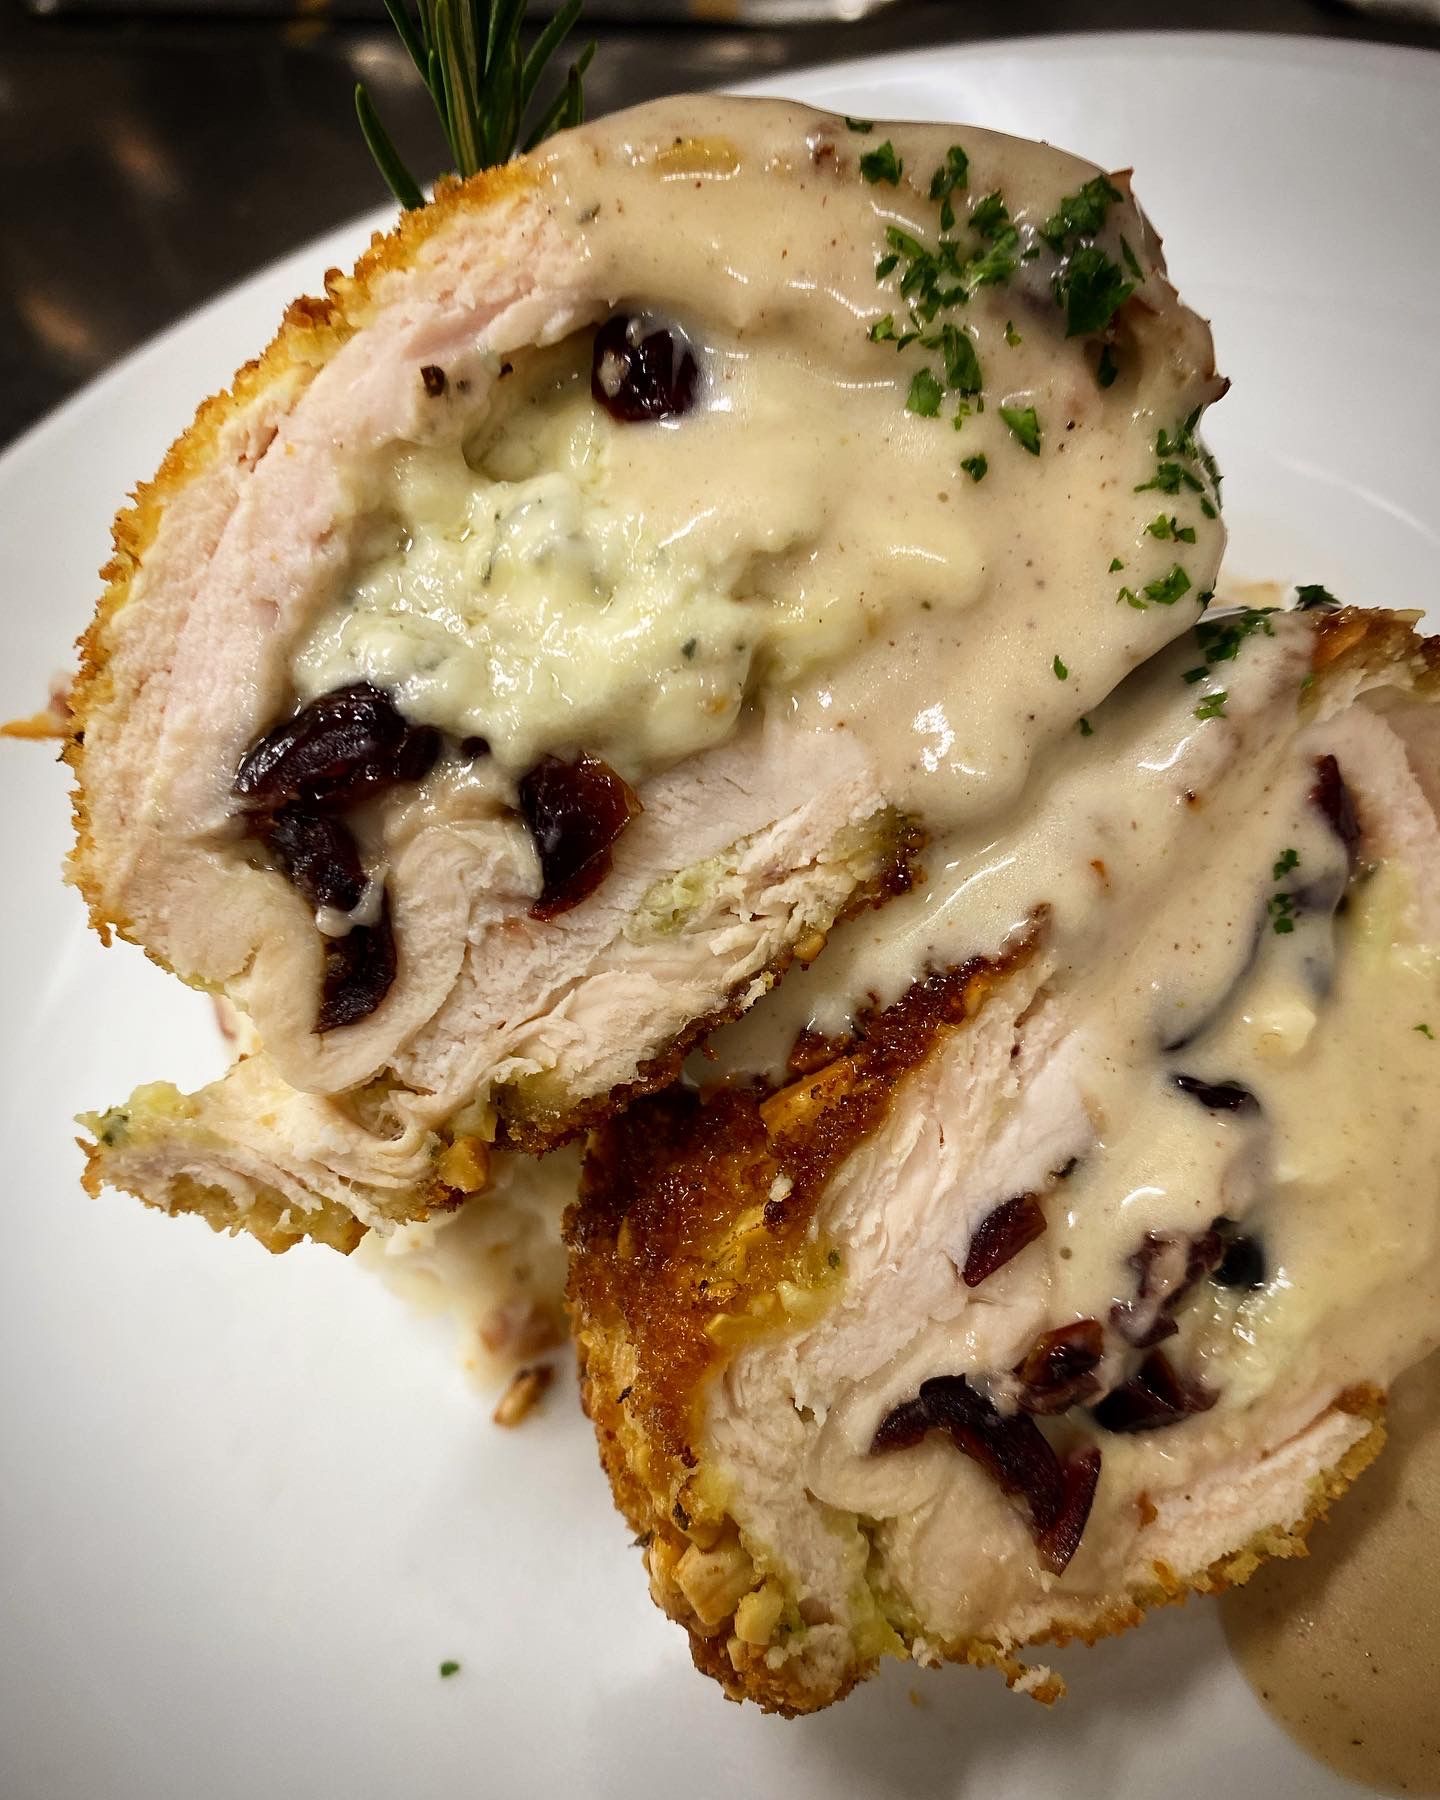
[1222,1352,1440,1797]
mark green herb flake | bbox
[1096,342,1119,389]
[1000,404,1042,455]
[968,191,1010,240]
[1194,690,1228,722]
[1004,319,1022,346]
[923,321,983,394]
[1055,245,1135,339]
[1146,514,1197,544]
[1109,557,1125,572]
[1268,892,1297,934]
[1052,654,1069,680]
[1142,564,1192,606]
[439,1661,461,1679]
[1116,585,1145,610]
[874,252,900,279]
[681,638,697,661]
[906,368,945,417]
[860,140,903,185]
[928,144,970,202]
[1078,716,1094,737]
[1273,847,1300,880]
[1295,583,1341,612]
[868,314,897,342]
[1417,1023,1435,1040]
[961,453,988,483]
[1120,235,1144,280]
[1040,174,1124,251]
[845,116,874,134]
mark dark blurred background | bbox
[2,0,1437,450]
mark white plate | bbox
[2,33,1437,1800]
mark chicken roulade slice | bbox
[569,603,1440,1714]
[71,95,1225,1249]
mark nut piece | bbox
[733,1582,786,1646]
[674,1535,757,1628]
[437,1135,492,1196]
[492,1363,554,1428]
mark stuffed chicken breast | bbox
[72,96,1225,1249]
[568,605,1440,1714]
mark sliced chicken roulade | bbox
[72,95,1224,1248]
[568,605,1440,1713]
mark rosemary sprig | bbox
[356,0,595,209]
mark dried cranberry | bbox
[1035,1447,1103,1574]
[1211,1217,1267,1290]
[234,683,435,813]
[961,1192,1047,1287]
[1110,1229,1223,1349]
[1311,754,1362,869]
[1171,1073,1259,1114]
[591,315,699,423]
[258,807,367,914]
[1091,1350,1216,1433]
[317,901,397,1033]
[517,752,642,920]
[1014,1319,1105,1414]
[872,1375,1103,1572]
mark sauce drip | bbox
[1223,1352,1440,1798]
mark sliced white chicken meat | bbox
[70,96,1223,1245]
[568,606,1440,1714]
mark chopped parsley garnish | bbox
[1078,716,1094,737]
[1120,235,1144,280]
[1053,654,1069,680]
[1417,1023,1435,1039]
[1096,342,1119,388]
[1273,847,1299,879]
[1194,690,1228,722]
[1004,319,1021,346]
[1055,244,1135,339]
[906,368,944,417]
[1146,514,1197,544]
[923,321,983,394]
[1109,557,1125,572]
[1040,175,1124,251]
[1187,606,1277,681]
[869,165,1023,423]
[860,140,902,185]
[1295,583,1341,612]
[439,1661,461,1678]
[1000,404,1041,455]
[1145,565,1192,604]
[1268,891,1297,934]
[1038,176,1133,344]
[1134,408,1223,517]
[968,191,1010,240]
[961,453,988,482]
[845,116,874,134]
[1116,585,1143,610]
[929,144,970,202]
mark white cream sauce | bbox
[290,97,1223,828]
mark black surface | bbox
[2,0,1437,450]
